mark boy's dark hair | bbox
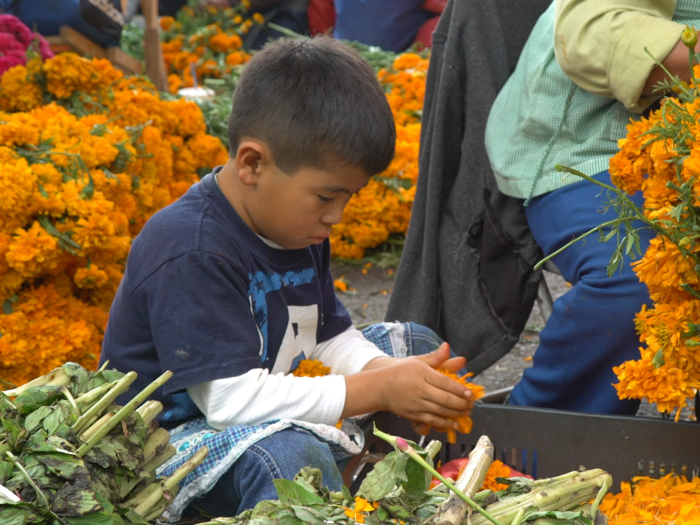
[227,37,396,176]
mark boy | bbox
[101,37,473,518]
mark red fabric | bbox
[421,0,447,15]
[308,0,336,36]
[433,457,533,486]
[0,15,54,76]
[414,15,440,50]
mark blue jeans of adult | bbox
[182,322,444,518]
[511,171,654,415]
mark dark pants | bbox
[511,171,653,415]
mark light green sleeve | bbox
[554,0,684,112]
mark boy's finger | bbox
[425,369,473,400]
[416,342,451,368]
[440,356,467,373]
[420,400,472,420]
[422,384,471,411]
[413,412,458,431]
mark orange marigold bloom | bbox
[292,359,332,377]
[6,221,60,278]
[74,265,109,289]
[343,497,379,524]
[600,474,700,524]
[423,369,485,444]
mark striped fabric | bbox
[484,0,700,202]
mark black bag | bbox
[80,0,124,40]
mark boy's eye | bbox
[318,195,334,203]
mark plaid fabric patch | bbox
[159,321,418,521]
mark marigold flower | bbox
[0,53,227,386]
[292,359,331,377]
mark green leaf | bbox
[15,386,64,415]
[652,348,665,368]
[357,451,405,501]
[601,229,617,243]
[290,506,323,524]
[61,363,89,396]
[120,509,150,525]
[0,507,33,525]
[51,481,103,517]
[341,484,353,503]
[401,455,430,496]
[36,452,85,480]
[273,479,324,506]
[24,407,53,432]
[524,509,593,525]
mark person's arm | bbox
[554,0,689,111]
[188,370,347,429]
[310,326,389,375]
[190,341,472,431]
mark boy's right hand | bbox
[342,343,473,430]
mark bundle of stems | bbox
[468,469,611,525]
[0,364,208,523]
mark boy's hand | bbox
[342,343,473,430]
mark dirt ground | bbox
[332,262,696,422]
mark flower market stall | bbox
[2,4,700,524]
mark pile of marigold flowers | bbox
[158,2,258,93]
[605,58,700,417]
[330,53,428,259]
[0,52,227,387]
[600,474,700,524]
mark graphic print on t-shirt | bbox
[248,268,317,368]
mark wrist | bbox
[361,356,396,371]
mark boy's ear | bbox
[234,140,270,186]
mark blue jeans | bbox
[182,322,444,518]
[511,171,653,415]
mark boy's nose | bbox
[321,206,344,225]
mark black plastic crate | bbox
[371,404,700,487]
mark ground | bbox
[332,261,696,422]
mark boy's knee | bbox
[242,430,343,490]
[406,322,443,356]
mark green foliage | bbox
[0,363,163,524]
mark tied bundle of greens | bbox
[0,362,208,524]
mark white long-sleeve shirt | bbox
[187,326,387,430]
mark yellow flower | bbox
[74,265,109,289]
[5,221,60,279]
[292,359,331,377]
[343,497,379,523]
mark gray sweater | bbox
[386,0,551,374]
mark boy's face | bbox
[244,160,370,250]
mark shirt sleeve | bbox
[554,0,684,112]
[311,326,388,375]
[187,369,347,428]
[133,251,264,395]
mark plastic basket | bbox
[371,404,700,487]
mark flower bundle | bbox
[599,474,700,524]
[0,53,227,388]
[330,54,428,259]
[603,61,700,416]
[0,15,53,76]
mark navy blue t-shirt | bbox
[100,169,352,426]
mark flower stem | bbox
[76,370,172,457]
